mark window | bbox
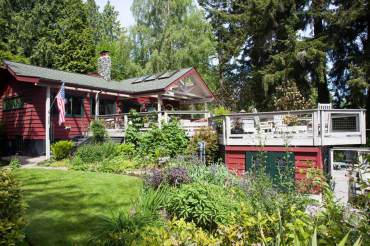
[99,99,116,115]
[90,97,116,115]
[52,94,83,117]
[3,96,24,111]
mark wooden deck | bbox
[211,108,366,146]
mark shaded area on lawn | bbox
[15,169,142,246]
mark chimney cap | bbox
[99,50,110,55]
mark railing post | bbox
[164,111,169,124]
[124,114,128,129]
[360,110,366,144]
[320,109,324,145]
[224,116,230,145]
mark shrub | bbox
[167,167,191,186]
[186,163,238,187]
[126,121,188,160]
[51,140,74,160]
[98,156,137,173]
[165,182,239,231]
[73,142,117,164]
[144,169,166,189]
[9,158,21,170]
[115,143,135,159]
[141,218,221,245]
[90,120,106,142]
[0,169,26,245]
[187,127,218,164]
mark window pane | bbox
[72,97,82,115]
[66,97,72,115]
[99,99,115,115]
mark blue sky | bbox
[95,0,135,28]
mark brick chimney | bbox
[98,50,111,80]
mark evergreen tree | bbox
[100,0,122,42]
[130,0,217,89]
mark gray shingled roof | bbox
[4,60,193,95]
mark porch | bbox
[212,108,366,146]
[96,110,211,137]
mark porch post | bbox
[95,92,100,120]
[45,86,51,159]
[204,102,208,111]
[157,95,162,128]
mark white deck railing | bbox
[210,109,366,146]
[97,111,211,137]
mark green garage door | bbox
[245,151,295,183]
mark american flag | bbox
[56,83,66,125]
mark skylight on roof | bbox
[158,69,178,79]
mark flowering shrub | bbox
[167,167,191,186]
[144,169,165,189]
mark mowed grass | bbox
[15,169,142,246]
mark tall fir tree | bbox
[130,0,217,89]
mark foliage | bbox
[9,157,21,170]
[115,143,135,159]
[144,169,166,189]
[272,80,314,111]
[130,0,217,89]
[165,182,239,231]
[183,162,239,187]
[51,140,74,160]
[212,105,230,116]
[144,167,191,188]
[141,218,221,246]
[0,169,26,245]
[72,142,117,167]
[187,126,219,164]
[90,120,106,143]
[90,210,154,246]
[90,187,166,245]
[98,156,137,174]
[167,167,191,187]
[127,121,188,160]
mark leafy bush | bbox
[90,120,106,142]
[187,126,218,164]
[127,121,188,160]
[167,167,191,186]
[73,142,117,164]
[141,218,221,245]
[9,158,21,170]
[186,163,239,187]
[144,169,166,189]
[165,182,239,231]
[0,169,26,245]
[115,143,135,159]
[51,140,74,160]
[98,156,137,173]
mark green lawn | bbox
[15,169,142,246]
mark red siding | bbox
[224,146,323,181]
[0,73,46,140]
[51,90,92,139]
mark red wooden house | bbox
[0,58,215,156]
